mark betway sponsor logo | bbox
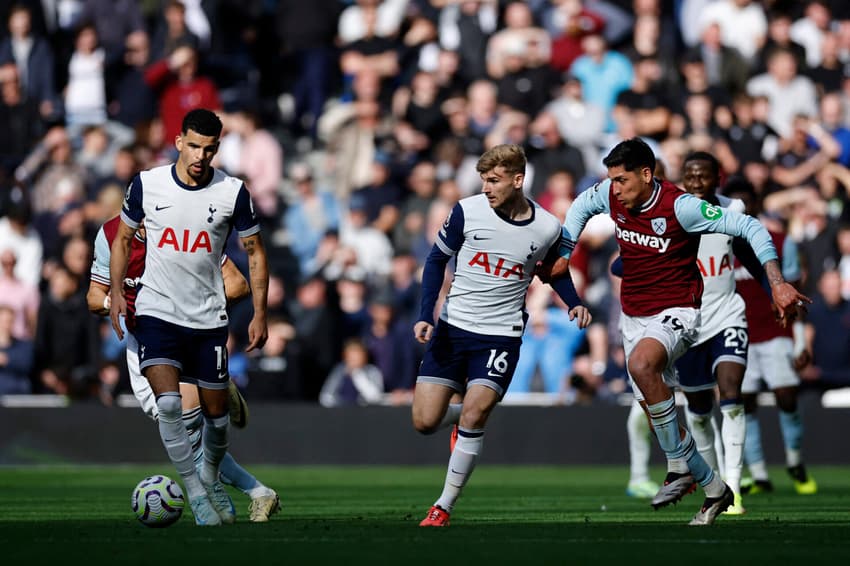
[615,226,671,253]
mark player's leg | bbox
[683,390,719,473]
[625,397,659,498]
[761,337,816,494]
[625,310,731,522]
[715,360,747,514]
[774,385,817,494]
[189,325,237,523]
[431,384,500,519]
[135,316,220,526]
[739,340,773,494]
[181,383,279,522]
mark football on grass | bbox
[131,474,184,527]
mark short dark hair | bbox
[181,109,223,137]
[603,138,655,173]
[684,151,720,177]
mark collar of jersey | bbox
[171,164,213,191]
[638,179,662,212]
[493,198,536,226]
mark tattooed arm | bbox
[241,233,269,352]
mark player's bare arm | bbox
[242,232,269,352]
[87,281,111,316]
[764,259,811,324]
[109,219,137,340]
[221,258,250,304]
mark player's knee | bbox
[156,394,182,421]
[459,406,487,430]
[411,408,440,435]
[627,354,657,381]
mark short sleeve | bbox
[232,184,260,237]
[120,175,144,228]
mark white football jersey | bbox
[694,195,747,344]
[436,194,562,337]
[121,164,259,329]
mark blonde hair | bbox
[476,144,526,176]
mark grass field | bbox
[2,465,848,564]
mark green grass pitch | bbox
[1,465,848,564]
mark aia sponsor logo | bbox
[468,252,524,280]
[157,228,212,253]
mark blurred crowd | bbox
[2,0,850,407]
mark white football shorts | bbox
[620,307,700,402]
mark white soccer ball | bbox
[131,474,185,527]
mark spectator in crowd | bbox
[569,33,633,132]
[486,0,550,80]
[394,160,437,254]
[149,0,200,62]
[217,109,284,220]
[63,22,107,131]
[78,0,145,62]
[284,162,342,278]
[276,0,342,142]
[699,0,767,64]
[144,42,221,144]
[0,304,33,394]
[613,55,672,141]
[747,47,818,139]
[319,337,384,407]
[526,111,585,198]
[33,264,100,397]
[437,0,498,84]
[790,0,833,69]
[0,190,42,288]
[0,62,44,173]
[544,0,605,73]
[290,274,342,401]
[0,248,39,340]
[756,10,807,76]
[241,316,300,400]
[106,30,158,130]
[0,3,58,122]
[802,268,850,389]
[805,31,844,96]
[362,288,417,400]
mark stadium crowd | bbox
[1,0,850,406]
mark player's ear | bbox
[175,134,183,152]
[641,166,653,184]
[514,172,524,188]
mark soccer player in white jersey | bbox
[670,152,779,515]
[87,216,280,522]
[413,144,591,527]
[540,138,809,525]
[109,109,269,526]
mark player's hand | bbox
[771,282,811,327]
[569,305,592,329]
[793,349,813,371]
[414,321,434,344]
[109,290,127,340]
[245,316,268,352]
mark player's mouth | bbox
[189,163,203,174]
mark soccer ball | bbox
[131,475,185,527]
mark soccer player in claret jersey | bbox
[541,138,809,525]
[413,144,590,527]
[87,216,280,522]
[725,179,817,496]
[109,109,270,526]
